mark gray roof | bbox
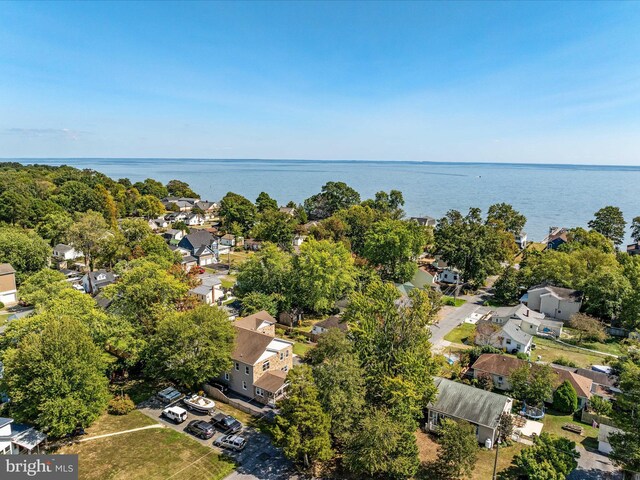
[85,270,116,285]
[529,284,583,301]
[53,243,74,253]
[181,255,197,264]
[199,274,221,287]
[494,304,544,323]
[194,246,214,256]
[430,377,510,428]
[0,417,12,429]
[10,426,47,450]
[189,285,212,296]
[501,320,533,345]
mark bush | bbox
[552,357,578,368]
[108,394,135,415]
[589,395,613,417]
[464,345,502,367]
[552,381,578,413]
[0,301,4,309]
[443,297,457,306]
[516,352,529,360]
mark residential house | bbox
[426,377,513,446]
[148,217,169,230]
[279,207,296,216]
[52,244,80,261]
[551,364,619,400]
[410,216,437,227]
[438,267,460,284]
[292,235,307,247]
[411,265,439,288]
[471,354,594,408]
[476,319,533,354]
[0,264,18,307]
[179,256,198,272]
[188,285,215,305]
[179,231,218,263]
[82,270,116,294]
[188,274,224,305]
[185,213,205,226]
[525,284,583,321]
[546,227,568,250]
[163,229,185,243]
[194,201,217,219]
[165,211,188,223]
[627,242,640,256]
[193,246,216,267]
[220,234,236,247]
[0,417,47,455]
[311,316,347,336]
[515,231,528,250]
[219,311,293,406]
[162,197,200,212]
[490,304,563,338]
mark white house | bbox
[514,231,528,250]
[525,284,583,321]
[185,213,205,226]
[311,316,347,336]
[0,264,18,306]
[82,270,116,294]
[439,267,460,284]
[199,274,224,302]
[220,234,236,247]
[0,417,47,455]
[477,319,533,354]
[52,244,80,261]
[292,235,307,247]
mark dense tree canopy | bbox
[219,191,257,235]
[166,179,197,198]
[588,206,626,247]
[304,181,361,220]
[486,202,527,235]
[255,191,278,212]
[434,419,479,479]
[509,363,555,406]
[0,227,51,284]
[513,433,579,480]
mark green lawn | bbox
[219,275,236,289]
[444,323,476,345]
[292,342,313,356]
[533,337,610,369]
[560,328,625,356]
[542,410,599,449]
[57,411,236,480]
[0,313,9,327]
[442,296,466,307]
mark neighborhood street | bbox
[430,290,491,347]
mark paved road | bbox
[139,401,300,480]
[568,446,621,480]
[430,291,490,346]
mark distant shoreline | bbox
[3,157,640,171]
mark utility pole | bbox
[492,437,499,480]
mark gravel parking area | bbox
[139,397,300,480]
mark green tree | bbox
[620,255,640,330]
[552,380,578,413]
[95,184,118,229]
[255,191,278,212]
[36,211,73,246]
[434,419,479,480]
[67,210,110,271]
[493,266,521,305]
[120,218,153,245]
[2,315,110,437]
[273,365,333,469]
[53,180,103,213]
[362,219,427,282]
[631,216,640,244]
[166,179,197,198]
[236,243,293,299]
[588,206,626,247]
[104,259,189,333]
[333,204,378,255]
[0,190,32,225]
[362,189,405,218]
[513,433,579,480]
[0,227,51,284]
[136,194,165,219]
[486,202,527,235]
[434,208,506,287]
[294,239,357,313]
[133,178,168,198]
[344,408,419,479]
[18,269,73,307]
[346,279,439,423]
[304,181,361,220]
[146,306,235,389]
[497,411,515,443]
[562,227,614,254]
[568,313,606,342]
[240,292,281,317]
[583,268,631,320]
[509,363,555,406]
[219,192,257,235]
[307,329,365,441]
[251,210,297,249]
[608,349,640,478]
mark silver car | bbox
[214,434,247,451]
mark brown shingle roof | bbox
[231,327,274,365]
[254,371,288,393]
[234,311,276,332]
[315,315,347,331]
[0,263,16,275]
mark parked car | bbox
[185,420,215,439]
[161,406,188,424]
[210,413,242,434]
[214,434,247,451]
[157,387,183,404]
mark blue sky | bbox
[1,1,640,164]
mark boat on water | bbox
[183,394,216,413]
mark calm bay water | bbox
[11,158,640,243]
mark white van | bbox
[161,406,188,424]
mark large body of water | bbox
[10,158,640,243]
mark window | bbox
[256,387,264,397]
[245,366,250,375]
[506,339,511,345]
[262,360,270,371]
[285,350,289,358]
[280,352,284,361]
[242,381,247,390]
[224,372,230,381]
[498,376,503,382]
[234,362,239,371]
[0,444,11,455]
[282,365,288,372]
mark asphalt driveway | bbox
[139,399,300,480]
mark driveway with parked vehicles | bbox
[140,395,300,480]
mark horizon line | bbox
[2,157,640,169]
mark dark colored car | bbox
[185,420,215,439]
[210,413,242,434]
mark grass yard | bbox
[533,337,611,369]
[0,313,9,326]
[443,323,476,345]
[293,341,313,356]
[57,412,235,480]
[442,296,466,307]
[82,411,156,436]
[541,410,599,449]
[514,242,546,263]
[560,328,625,357]
[219,275,236,289]
[416,430,526,479]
